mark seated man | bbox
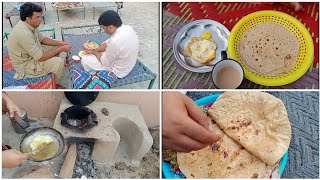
[81,10,139,79]
[7,2,71,89]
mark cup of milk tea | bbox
[72,55,81,63]
[212,51,244,89]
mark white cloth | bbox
[81,25,139,78]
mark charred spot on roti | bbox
[223,151,228,158]
[207,163,213,166]
[251,173,259,178]
[212,143,219,151]
[227,166,232,169]
[255,129,260,135]
[190,174,195,177]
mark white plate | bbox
[173,19,230,73]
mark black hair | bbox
[98,10,122,27]
[20,2,43,21]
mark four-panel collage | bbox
[1,1,319,179]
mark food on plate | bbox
[238,23,299,75]
[83,41,99,50]
[78,51,86,58]
[208,91,291,166]
[177,120,277,178]
[185,37,217,64]
[202,31,212,40]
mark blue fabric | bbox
[72,67,116,89]
[3,70,54,88]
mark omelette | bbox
[185,37,217,64]
[30,135,54,154]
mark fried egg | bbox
[185,37,217,64]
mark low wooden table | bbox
[5,2,46,28]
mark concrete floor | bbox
[2,114,159,178]
[3,2,160,89]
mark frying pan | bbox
[20,127,65,162]
[64,92,99,106]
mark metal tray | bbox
[173,19,230,73]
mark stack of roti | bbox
[177,92,292,178]
[238,23,300,75]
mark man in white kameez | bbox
[81,10,139,79]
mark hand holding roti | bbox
[162,92,222,152]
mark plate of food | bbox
[162,92,290,178]
[78,50,88,58]
[83,40,99,50]
[173,19,230,73]
[228,10,314,86]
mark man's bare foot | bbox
[55,84,66,89]
[280,2,303,11]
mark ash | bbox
[73,143,98,178]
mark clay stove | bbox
[60,106,98,132]
[53,96,153,167]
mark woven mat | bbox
[187,91,319,178]
[163,2,319,89]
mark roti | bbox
[83,41,99,50]
[238,23,300,75]
[177,120,277,178]
[208,92,291,166]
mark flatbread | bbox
[177,120,277,178]
[238,23,300,75]
[83,41,99,50]
[208,92,291,166]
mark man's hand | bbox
[57,41,70,46]
[280,2,302,11]
[84,50,102,61]
[60,44,71,52]
[162,92,222,152]
[5,100,21,118]
[2,92,21,118]
[2,149,31,168]
[84,50,95,55]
